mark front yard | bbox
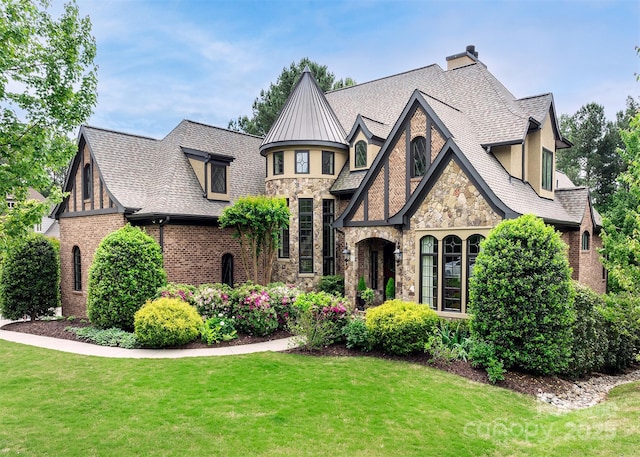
[0,340,637,456]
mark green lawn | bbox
[0,340,637,456]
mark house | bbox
[6,188,59,238]
[56,46,605,318]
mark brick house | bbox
[56,46,605,318]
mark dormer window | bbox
[355,141,367,168]
[542,148,553,191]
[211,165,226,194]
[411,136,427,177]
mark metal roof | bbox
[260,66,348,153]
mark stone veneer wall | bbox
[400,158,501,303]
[59,213,126,317]
[266,177,338,290]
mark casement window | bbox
[582,231,590,251]
[210,165,226,194]
[278,198,290,259]
[295,150,309,174]
[322,199,335,275]
[82,164,92,200]
[355,141,367,168]
[420,234,485,313]
[299,198,313,273]
[542,148,553,191]
[322,151,334,175]
[420,236,438,309]
[72,246,82,291]
[411,136,428,177]
[273,151,284,175]
[221,253,233,287]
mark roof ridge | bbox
[181,119,265,140]
[360,115,387,125]
[82,125,158,141]
[420,91,462,113]
[516,92,552,102]
[326,63,442,94]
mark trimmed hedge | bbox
[0,234,60,320]
[87,225,167,331]
[366,300,439,355]
[469,215,575,375]
[134,297,203,348]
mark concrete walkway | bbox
[0,318,297,359]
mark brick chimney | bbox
[446,45,480,70]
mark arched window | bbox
[420,236,438,309]
[72,246,82,291]
[411,136,427,177]
[82,164,91,200]
[221,253,234,287]
[582,231,590,251]
[443,235,462,312]
[467,234,485,302]
[355,141,367,168]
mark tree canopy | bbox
[0,0,97,253]
[601,112,640,293]
[557,97,639,209]
[218,196,289,285]
[228,58,355,137]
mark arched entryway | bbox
[355,237,396,306]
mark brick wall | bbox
[59,213,126,317]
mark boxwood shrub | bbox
[134,297,203,348]
[87,224,167,331]
[366,299,439,355]
[0,234,60,320]
[468,215,575,375]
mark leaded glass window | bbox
[411,136,427,177]
[211,165,226,193]
[296,150,309,174]
[443,235,462,312]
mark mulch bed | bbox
[2,319,573,397]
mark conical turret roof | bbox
[260,66,348,153]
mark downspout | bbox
[158,216,170,253]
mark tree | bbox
[468,215,575,375]
[0,0,97,254]
[218,196,289,285]
[87,225,167,331]
[601,113,640,293]
[0,233,59,320]
[228,58,355,136]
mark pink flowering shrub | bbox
[156,283,197,307]
[266,282,302,329]
[291,292,351,349]
[231,284,278,336]
[194,283,232,319]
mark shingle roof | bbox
[260,66,347,153]
[82,121,263,219]
[330,163,367,193]
[515,93,553,125]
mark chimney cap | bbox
[466,45,478,58]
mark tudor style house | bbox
[56,46,605,318]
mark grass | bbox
[0,340,637,456]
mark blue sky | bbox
[73,0,639,139]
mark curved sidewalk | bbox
[0,318,296,359]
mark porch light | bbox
[393,243,402,262]
[342,244,351,263]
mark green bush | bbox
[468,215,575,375]
[357,276,366,292]
[599,293,640,373]
[156,283,197,307]
[318,275,345,297]
[66,326,139,349]
[425,319,472,362]
[385,277,395,299]
[469,340,506,384]
[194,283,233,319]
[343,315,372,352]
[566,282,607,378]
[87,224,167,331]
[230,283,279,336]
[365,300,439,355]
[0,234,60,320]
[133,297,202,348]
[201,315,238,345]
[290,291,350,349]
